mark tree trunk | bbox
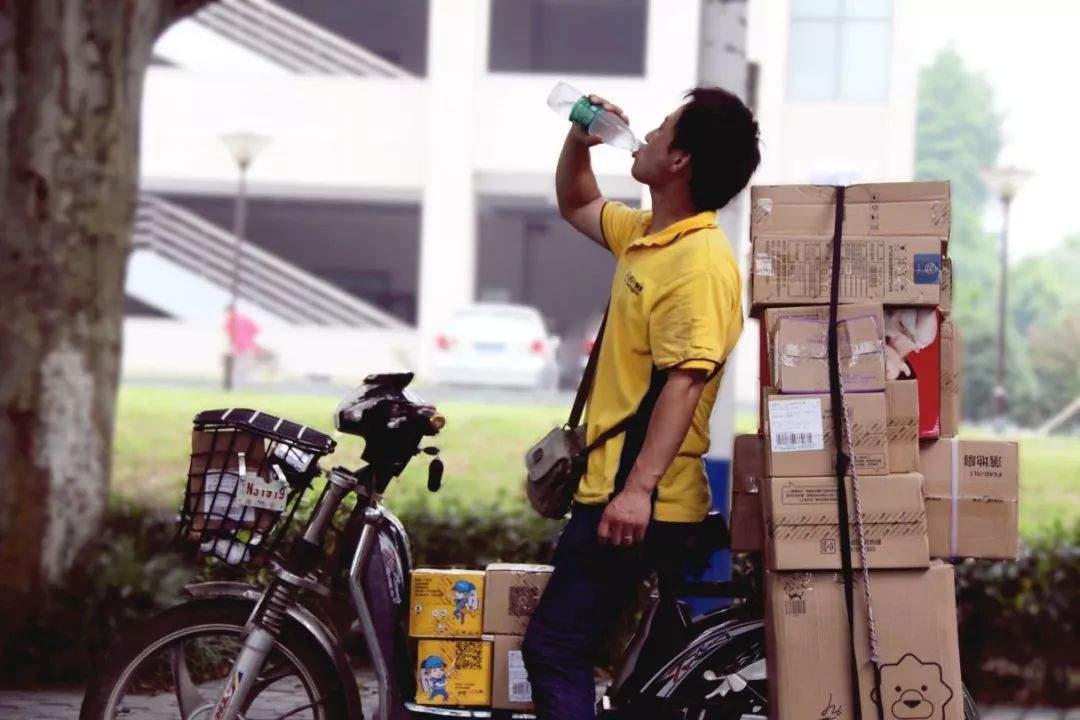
[0,0,212,598]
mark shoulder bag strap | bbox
[568,305,609,428]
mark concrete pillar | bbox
[691,0,751,616]
[416,0,488,375]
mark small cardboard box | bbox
[765,561,963,720]
[763,389,889,477]
[750,182,951,241]
[920,439,1019,560]
[492,635,534,711]
[750,234,942,310]
[482,563,553,636]
[409,569,485,638]
[886,380,920,473]
[415,638,493,706]
[731,434,767,552]
[763,473,929,571]
[757,304,886,430]
[773,314,885,394]
[939,320,961,438]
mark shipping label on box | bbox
[482,563,553,636]
[773,314,885,394]
[492,635,534,711]
[939,320,961,438]
[920,439,1019,559]
[750,235,942,310]
[750,182,951,241]
[886,380,920,473]
[765,561,963,720]
[763,389,889,477]
[731,434,767,552]
[763,473,929,570]
[415,638,493,706]
[409,569,485,638]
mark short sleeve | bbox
[648,269,739,374]
[600,201,648,258]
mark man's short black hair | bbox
[671,87,761,212]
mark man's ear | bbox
[669,149,691,175]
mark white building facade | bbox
[130,0,920,399]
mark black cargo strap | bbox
[827,185,885,720]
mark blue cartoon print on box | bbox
[419,655,451,701]
[451,579,479,624]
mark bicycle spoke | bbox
[169,644,208,719]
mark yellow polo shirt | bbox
[574,201,743,522]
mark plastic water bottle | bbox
[547,82,644,153]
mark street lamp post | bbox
[220,132,270,391]
[980,165,1032,426]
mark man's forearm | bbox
[555,130,601,216]
[625,369,707,495]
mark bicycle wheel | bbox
[80,598,352,720]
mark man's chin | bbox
[630,163,645,184]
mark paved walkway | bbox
[0,686,1074,720]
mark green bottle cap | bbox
[569,96,601,129]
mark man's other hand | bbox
[597,483,651,546]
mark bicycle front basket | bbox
[178,408,335,567]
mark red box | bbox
[757,310,941,439]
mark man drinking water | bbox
[522,87,761,720]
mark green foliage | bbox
[954,519,1080,706]
[915,47,1008,422]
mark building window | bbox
[787,0,892,102]
[488,0,647,76]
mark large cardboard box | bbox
[886,380,920,473]
[920,439,1019,559]
[482,563,553,636]
[763,389,889,477]
[415,638,493,706]
[492,635,534,711]
[409,569,485,638]
[772,314,885,394]
[750,234,942,309]
[939,320,961,438]
[765,562,963,720]
[750,182,951,241]
[763,474,929,570]
[731,434,767,552]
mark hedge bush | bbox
[2,503,1076,707]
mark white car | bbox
[431,303,560,390]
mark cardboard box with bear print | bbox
[409,569,485,638]
[765,561,963,720]
[414,638,493,706]
[482,563,553,636]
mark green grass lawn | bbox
[112,386,1078,539]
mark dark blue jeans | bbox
[522,503,697,720]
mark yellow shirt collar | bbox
[627,210,718,249]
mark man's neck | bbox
[647,184,701,236]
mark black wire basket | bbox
[177,408,336,567]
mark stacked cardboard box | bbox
[483,563,552,712]
[733,181,1022,719]
[409,564,552,711]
